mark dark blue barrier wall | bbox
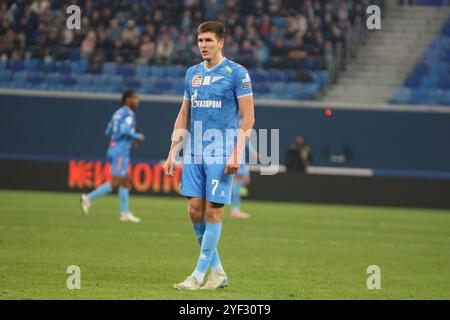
[1,93,450,171]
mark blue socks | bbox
[87,183,130,215]
[193,222,223,282]
[118,187,129,214]
[193,222,223,271]
[87,182,112,201]
[231,181,244,212]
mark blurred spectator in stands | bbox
[269,38,288,68]
[292,13,308,39]
[286,135,312,173]
[258,14,271,38]
[253,39,269,68]
[324,40,334,64]
[0,0,368,74]
[0,29,16,54]
[303,0,315,23]
[288,38,308,68]
[181,10,192,33]
[138,35,155,64]
[81,31,96,60]
[107,19,121,42]
[121,20,140,49]
[156,34,174,65]
[239,39,254,67]
[88,52,105,74]
[174,34,192,65]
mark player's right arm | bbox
[105,119,113,138]
[164,98,190,176]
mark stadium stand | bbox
[0,0,376,100]
[391,11,450,105]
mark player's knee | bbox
[188,204,203,223]
[111,176,121,189]
[205,205,223,223]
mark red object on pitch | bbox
[325,108,333,117]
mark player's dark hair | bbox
[197,21,225,41]
[121,90,136,105]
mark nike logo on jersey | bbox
[211,76,224,83]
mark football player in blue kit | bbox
[81,90,145,223]
[164,21,255,290]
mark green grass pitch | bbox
[0,189,449,300]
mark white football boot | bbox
[174,275,201,290]
[200,272,229,290]
[80,194,90,215]
[119,212,141,223]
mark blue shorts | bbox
[107,149,129,177]
[179,154,234,204]
[236,163,250,177]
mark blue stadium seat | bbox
[173,77,185,93]
[0,70,13,85]
[302,83,320,99]
[253,82,270,94]
[410,89,429,104]
[268,69,287,81]
[46,73,60,86]
[59,74,77,86]
[13,71,28,86]
[118,63,136,77]
[109,75,123,88]
[312,71,329,88]
[40,60,55,72]
[421,75,439,89]
[286,82,302,96]
[91,74,109,87]
[124,76,141,90]
[10,60,24,72]
[438,76,450,89]
[271,81,287,95]
[102,62,118,76]
[56,61,72,74]
[24,59,40,72]
[77,74,93,88]
[27,72,46,85]
[414,63,430,76]
[72,60,87,74]
[405,75,422,88]
[391,87,412,104]
[0,60,6,71]
[149,65,166,77]
[136,64,150,78]
[249,68,268,82]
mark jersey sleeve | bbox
[183,68,191,101]
[105,119,113,138]
[233,66,253,99]
[120,113,141,141]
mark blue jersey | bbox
[183,57,253,156]
[105,105,141,157]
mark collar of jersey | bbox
[122,105,133,112]
[203,57,227,72]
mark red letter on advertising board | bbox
[68,160,93,189]
[132,163,152,192]
[94,161,111,187]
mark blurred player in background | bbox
[230,138,258,219]
[164,21,255,290]
[80,90,145,223]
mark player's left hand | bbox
[224,155,240,175]
[132,141,139,150]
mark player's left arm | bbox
[121,115,144,142]
[225,95,255,174]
